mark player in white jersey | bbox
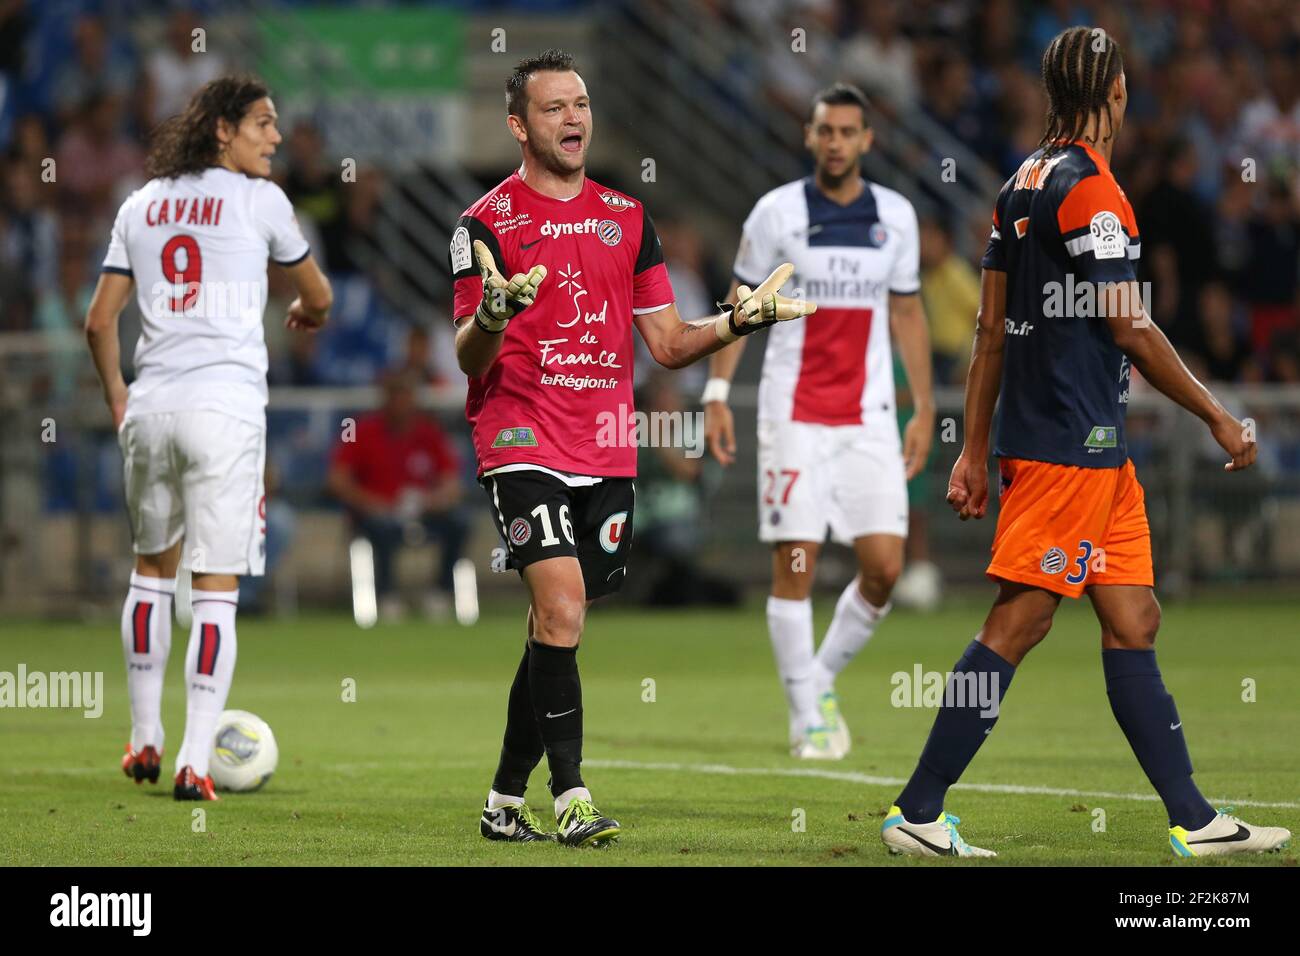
[705,84,935,759]
[85,77,332,799]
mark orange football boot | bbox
[173,766,220,801]
[122,744,162,784]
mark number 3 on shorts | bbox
[1065,539,1094,585]
[531,503,574,547]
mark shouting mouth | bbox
[560,132,584,153]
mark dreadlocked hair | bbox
[145,75,269,180]
[1038,26,1124,158]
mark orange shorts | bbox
[987,457,1154,598]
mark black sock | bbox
[1102,648,1215,830]
[897,640,1016,823]
[527,641,584,797]
[491,641,544,797]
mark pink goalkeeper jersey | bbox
[450,172,674,476]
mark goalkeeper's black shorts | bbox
[479,469,634,600]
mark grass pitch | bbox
[2,596,1296,866]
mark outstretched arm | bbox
[632,302,729,370]
[635,263,815,370]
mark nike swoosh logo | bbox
[1170,722,1182,730]
[520,238,541,249]
[546,708,576,718]
[1188,824,1251,845]
[983,727,993,735]
[896,826,956,856]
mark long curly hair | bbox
[145,75,270,179]
[1038,27,1124,158]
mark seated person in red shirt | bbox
[328,368,470,619]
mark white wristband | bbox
[701,377,731,405]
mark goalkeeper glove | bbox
[473,239,547,334]
[713,262,816,343]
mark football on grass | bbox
[209,710,278,792]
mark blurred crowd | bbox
[2,0,1298,395]
[2,9,211,343]
[727,0,1300,384]
[0,5,397,398]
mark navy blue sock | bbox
[1102,648,1215,830]
[896,640,1015,823]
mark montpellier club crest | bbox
[1040,547,1067,575]
[509,517,531,546]
[597,219,622,247]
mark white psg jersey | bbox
[733,177,920,425]
[102,167,310,425]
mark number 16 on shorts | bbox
[505,500,573,560]
[527,503,574,548]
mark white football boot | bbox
[881,805,997,858]
[817,690,851,756]
[1169,809,1291,857]
[791,725,845,760]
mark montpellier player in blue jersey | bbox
[880,27,1290,858]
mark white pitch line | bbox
[16,760,1299,812]
[584,759,1300,811]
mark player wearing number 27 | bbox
[85,77,332,801]
[451,50,814,847]
[881,27,1289,858]
[705,83,935,761]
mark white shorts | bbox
[756,417,908,545]
[119,410,267,575]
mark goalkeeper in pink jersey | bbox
[449,50,815,846]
